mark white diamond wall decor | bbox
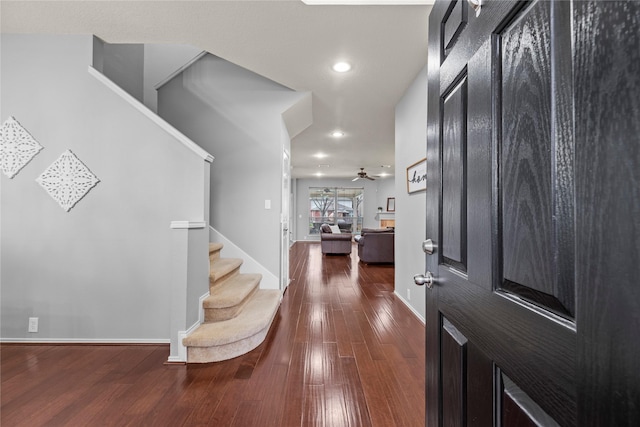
[36,150,100,212]
[0,116,44,178]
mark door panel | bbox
[499,0,575,318]
[466,340,493,427]
[443,0,468,55]
[500,0,555,308]
[427,1,640,426]
[442,76,467,270]
[427,1,578,426]
[501,374,561,427]
[441,318,467,427]
[441,315,494,427]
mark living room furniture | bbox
[320,224,353,255]
[356,228,394,264]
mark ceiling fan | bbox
[352,168,375,181]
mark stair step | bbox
[209,242,223,260]
[183,289,281,363]
[210,257,243,285]
[203,273,261,322]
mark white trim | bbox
[87,65,214,164]
[173,292,209,363]
[394,292,426,324]
[209,226,279,289]
[170,220,207,229]
[198,292,209,324]
[154,51,208,90]
[375,212,395,220]
[0,338,170,344]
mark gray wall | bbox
[394,65,428,321]
[93,39,203,113]
[376,177,396,214]
[158,54,306,277]
[143,44,203,112]
[94,39,145,103]
[1,34,209,341]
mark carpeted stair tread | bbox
[183,290,281,348]
[204,273,261,309]
[209,242,223,254]
[209,242,223,261]
[210,258,243,283]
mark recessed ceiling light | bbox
[315,172,324,177]
[331,130,345,138]
[313,152,328,159]
[318,164,330,168]
[332,62,352,73]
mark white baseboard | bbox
[394,292,426,324]
[198,292,208,324]
[172,292,209,363]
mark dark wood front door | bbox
[424,1,640,426]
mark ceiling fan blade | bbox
[365,176,375,180]
[352,177,360,181]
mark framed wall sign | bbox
[406,158,427,193]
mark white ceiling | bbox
[0,0,432,180]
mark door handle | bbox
[422,239,437,255]
[414,271,436,289]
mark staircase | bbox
[182,243,281,363]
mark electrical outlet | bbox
[28,317,38,333]
[407,289,411,301]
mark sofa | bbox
[356,228,394,264]
[320,224,353,255]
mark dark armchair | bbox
[356,228,394,264]
[320,224,353,255]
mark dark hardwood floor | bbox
[1,242,426,426]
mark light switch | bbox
[265,200,271,209]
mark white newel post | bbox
[168,221,208,362]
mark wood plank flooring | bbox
[1,242,426,426]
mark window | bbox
[309,187,364,235]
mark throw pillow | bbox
[329,225,341,234]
